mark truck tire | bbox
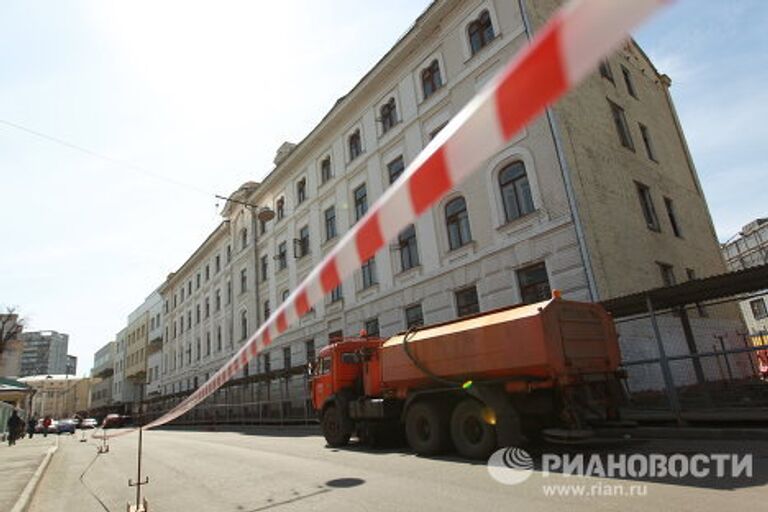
[450,399,497,460]
[322,404,351,447]
[405,401,449,456]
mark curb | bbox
[596,427,768,441]
[9,437,58,512]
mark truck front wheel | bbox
[450,399,497,460]
[404,401,449,456]
[322,404,351,447]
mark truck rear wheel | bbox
[450,399,497,460]
[405,401,449,456]
[322,404,351,447]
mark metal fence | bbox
[602,265,768,422]
[142,369,316,427]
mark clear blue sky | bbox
[1,1,765,374]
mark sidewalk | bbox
[0,435,58,512]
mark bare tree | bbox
[0,307,25,354]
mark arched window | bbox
[240,310,248,340]
[421,60,443,100]
[499,161,534,222]
[468,10,495,55]
[380,98,398,134]
[348,130,362,161]
[445,196,472,250]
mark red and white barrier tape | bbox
[103,0,668,437]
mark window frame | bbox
[608,99,635,151]
[445,196,472,250]
[421,59,443,101]
[498,161,535,223]
[455,286,480,318]
[467,9,496,56]
[517,262,552,304]
[636,182,661,232]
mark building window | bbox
[320,156,333,184]
[226,244,232,263]
[387,156,405,185]
[296,225,310,258]
[240,268,247,293]
[206,332,211,356]
[517,263,551,304]
[205,297,210,318]
[639,123,657,162]
[241,228,248,250]
[361,258,377,289]
[750,299,768,320]
[421,59,443,100]
[398,224,419,272]
[621,65,638,98]
[264,300,271,320]
[240,310,248,340]
[468,9,495,55]
[259,218,267,235]
[664,197,682,238]
[499,161,534,222]
[380,98,398,134]
[455,286,480,317]
[657,262,676,287]
[263,352,271,373]
[405,304,424,328]
[636,183,661,232]
[296,178,307,205]
[261,255,268,281]
[276,197,285,221]
[348,129,362,161]
[599,60,614,83]
[205,264,210,281]
[354,184,368,221]
[277,241,287,270]
[215,255,221,273]
[188,281,192,295]
[324,206,337,241]
[608,100,634,150]
[281,289,289,303]
[282,346,292,370]
[364,318,380,338]
[445,196,472,250]
[195,304,200,324]
[226,281,232,304]
[215,326,222,353]
[215,289,221,311]
[331,285,343,303]
[196,273,201,289]
[305,340,315,363]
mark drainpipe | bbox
[517,0,599,301]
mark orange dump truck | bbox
[310,296,624,459]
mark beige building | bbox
[20,375,91,418]
[149,0,727,405]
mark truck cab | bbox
[310,337,385,413]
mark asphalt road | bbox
[28,427,768,512]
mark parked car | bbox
[35,419,59,434]
[57,419,77,434]
[80,418,98,429]
[102,413,124,429]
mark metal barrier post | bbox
[646,294,684,424]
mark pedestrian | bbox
[6,410,23,446]
[27,415,37,439]
[42,415,52,437]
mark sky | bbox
[1,1,766,375]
